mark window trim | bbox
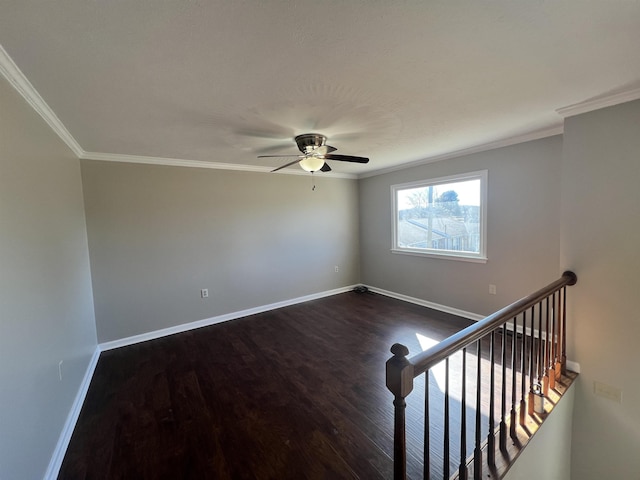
[391,170,488,263]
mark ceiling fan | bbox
[258,133,369,173]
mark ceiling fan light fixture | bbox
[298,156,325,172]
[258,133,369,173]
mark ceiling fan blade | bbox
[258,154,302,158]
[271,159,303,172]
[320,163,332,172]
[323,153,369,163]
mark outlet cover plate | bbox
[594,381,622,403]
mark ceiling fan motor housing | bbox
[295,133,327,154]
[259,133,368,173]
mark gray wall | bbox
[359,136,562,316]
[81,161,360,343]
[0,76,97,479]
[561,100,640,479]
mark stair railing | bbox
[386,271,577,479]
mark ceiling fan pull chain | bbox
[311,172,316,191]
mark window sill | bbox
[391,248,488,264]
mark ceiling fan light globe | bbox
[299,156,325,172]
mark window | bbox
[391,170,487,262]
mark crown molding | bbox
[556,86,640,118]
[0,43,353,180]
[0,44,84,157]
[358,124,564,179]
[81,151,358,179]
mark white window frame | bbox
[391,170,488,263]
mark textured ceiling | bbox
[1,1,640,176]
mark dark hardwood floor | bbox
[59,291,475,480]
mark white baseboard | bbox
[99,285,358,351]
[565,360,581,373]
[44,347,101,480]
[364,285,486,322]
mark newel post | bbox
[386,343,414,480]
[561,270,577,375]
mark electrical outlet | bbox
[201,289,209,298]
[334,265,339,273]
[489,284,497,295]
[594,381,622,403]
[58,360,63,381]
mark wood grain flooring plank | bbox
[59,292,475,479]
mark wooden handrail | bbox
[409,271,577,377]
[386,271,577,480]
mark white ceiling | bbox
[1,1,640,177]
